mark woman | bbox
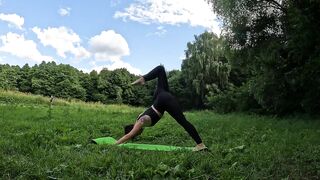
[116,65,207,151]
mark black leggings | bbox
[143,65,203,144]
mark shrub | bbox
[205,83,261,113]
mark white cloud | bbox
[0,32,52,62]
[32,26,90,59]
[58,7,71,16]
[87,30,141,75]
[84,60,142,75]
[147,26,167,37]
[0,13,24,29]
[114,0,221,35]
[104,59,141,75]
[89,30,130,60]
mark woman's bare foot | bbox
[131,76,145,85]
[193,143,208,152]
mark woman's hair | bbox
[124,124,143,139]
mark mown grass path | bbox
[0,93,319,179]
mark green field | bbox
[0,91,319,179]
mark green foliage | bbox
[95,68,153,106]
[285,1,320,114]
[181,31,231,108]
[30,62,86,100]
[0,64,20,90]
[168,70,193,110]
[17,64,32,92]
[209,0,320,115]
[206,84,260,113]
[0,62,154,107]
[84,70,99,102]
[211,0,286,47]
[103,69,132,104]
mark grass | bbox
[0,90,320,179]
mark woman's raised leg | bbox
[142,65,169,91]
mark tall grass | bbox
[0,90,319,179]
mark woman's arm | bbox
[116,121,144,144]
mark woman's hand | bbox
[115,135,128,145]
[115,134,130,145]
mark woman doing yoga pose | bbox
[115,65,207,151]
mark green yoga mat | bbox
[92,137,193,151]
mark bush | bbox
[205,88,236,113]
[205,83,261,113]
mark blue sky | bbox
[0,0,220,74]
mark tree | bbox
[167,70,193,110]
[0,64,20,90]
[211,0,286,48]
[78,72,92,101]
[210,0,320,114]
[53,64,86,100]
[30,62,55,96]
[181,31,231,108]
[18,64,32,92]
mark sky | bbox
[0,0,220,75]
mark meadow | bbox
[0,91,319,179]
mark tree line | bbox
[0,62,156,107]
[1,0,319,115]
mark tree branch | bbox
[265,0,286,12]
